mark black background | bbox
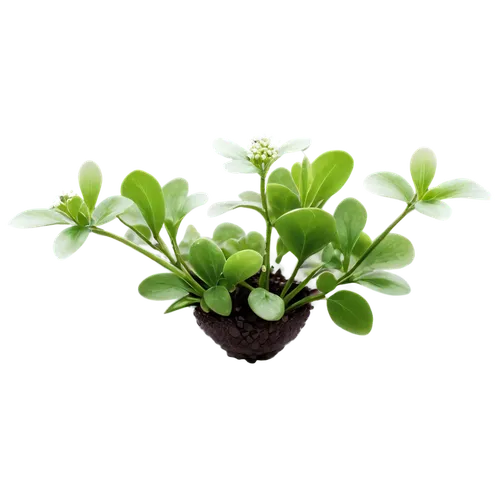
[0,119,492,373]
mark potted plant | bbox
[11,138,489,362]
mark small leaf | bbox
[200,297,210,313]
[352,232,372,258]
[165,296,200,314]
[125,225,152,246]
[364,172,414,203]
[179,225,200,259]
[410,148,437,198]
[291,162,302,195]
[355,271,411,296]
[189,238,226,286]
[223,249,263,286]
[163,178,188,225]
[334,198,367,264]
[10,209,73,228]
[355,234,415,274]
[276,238,288,264]
[203,286,232,316]
[121,170,165,237]
[304,151,354,207]
[300,156,312,203]
[53,226,90,259]
[277,138,311,156]
[67,196,84,221]
[139,273,194,301]
[423,179,490,201]
[268,168,298,195]
[219,238,241,258]
[267,183,301,221]
[415,200,452,221]
[316,272,337,294]
[327,290,373,335]
[248,288,285,321]
[78,161,102,213]
[93,196,134,225]
[183,193,208,214]
[275,208,337,264]
[225,160,260,174]
[213,223,245,243]
[239,191,262,203]
[321,244,343,270]
[240,232,266,256]
[118,203,148,227]
[213,139,248,160]
[208,201,264,218]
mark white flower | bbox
[213,137,311,174]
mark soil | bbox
[193,270,316,363]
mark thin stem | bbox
[338,199,416,286]
[259,173,273,289]
[155,234,177,265]
[280,260,301,298]
[285,293,326,313]
[284,265,323,305]
[117,217,160,253]
[239,281,254,291]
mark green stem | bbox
[285,293,326,313]
[155,234,177,265]
[338,199,416,286]
[284,265,323,305]
[91,227,205,296]
[117,217,160,254]
[280,260,301,298]
[259,173,273,289]
[239,281,254,291]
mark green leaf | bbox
[241,232,266,256]
[275,208,337,264]
[10,209,73,228]
[225,160,260,174]
[423,179,490,201]
[189,238,226,286]
[239,191,262,203]
[248,288,285,321]
[352,232,372,258]
[183,193,208,214]
[165,296,200,314]
[415,200,452,221]
[334,198,367,265]
[67,196,85,222]
[223,249,263,286]
[327,290,373,335]
[291,162,302,193]
[78,161,102,213]
[316,272,337,294]
[163,178,188,225]
[276,238,288,264]
[219,238,241,258]
[364,172,414,203]
[267,183,301,222]
[355,234,415,274]
[300,156,312,203]
[321,244,343,270]
[53,226,90,259]
[139,273,194,301]
[208,201,264,218]
[179,225,200,259]
[213,223,245,243]
[203,286,232,316]
[121,170,165,237]
[118,203,147,227]
[93,196,134,226]
[268,168,298,195]
[200,297,210,313]
[77,203,90,226]
[304,151,354,207]
[410,148,437,198]
[125,225,152,246]
[355,271,411,296]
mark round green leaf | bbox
[138,273,194,301]
[204,286,232,316]
[268,167,299,195]
[189,238,226,286]
[10,209,73,228]
[275,208,337,263]
[304,151,354,207]
[267,183,301,221]
[352,232,372,258]
[334,197,367,259]
[364,172,414,203]
[121,170,165,237]
[415,200,452,221]
[213,223,245,243]
[316,272,338,294]
[327,290,373,335]
[78,161,102,213]
[223,249,263,286]
[355,271,411,296]
[241,232,266,256]
[248,288,285,321]
[179,225,201,259]
[423,179,490,201]
[93,196,134,226]
[53,226,90,259]
[410,148,436,198]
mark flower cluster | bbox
[247,138,279,168]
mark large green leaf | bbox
[208,200,264,217]
[213,223,245,243]
[53,226,90,259]
[10,209,73,228]
[189,238,226,286]
[423,179,490,201]
[355,234,415,274]
[304,151,354,207]
[248,288,285,321]
[410,148,436,198]
[415,200,452,221]
[223,249,263,286]
[364,172,414,203]
[93,196,134,226]
[267,183,301,221]
[275,208,337,264]
[78,161,102,213]
[327,290,373,335]
[138,273,194,300]
[165,296,201,314]
[179,225,200,259]
[355,271,411,296]
[268,167,299,195]
[334,198,367,267]
[203,286,232,316]
[121,170,165,237]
